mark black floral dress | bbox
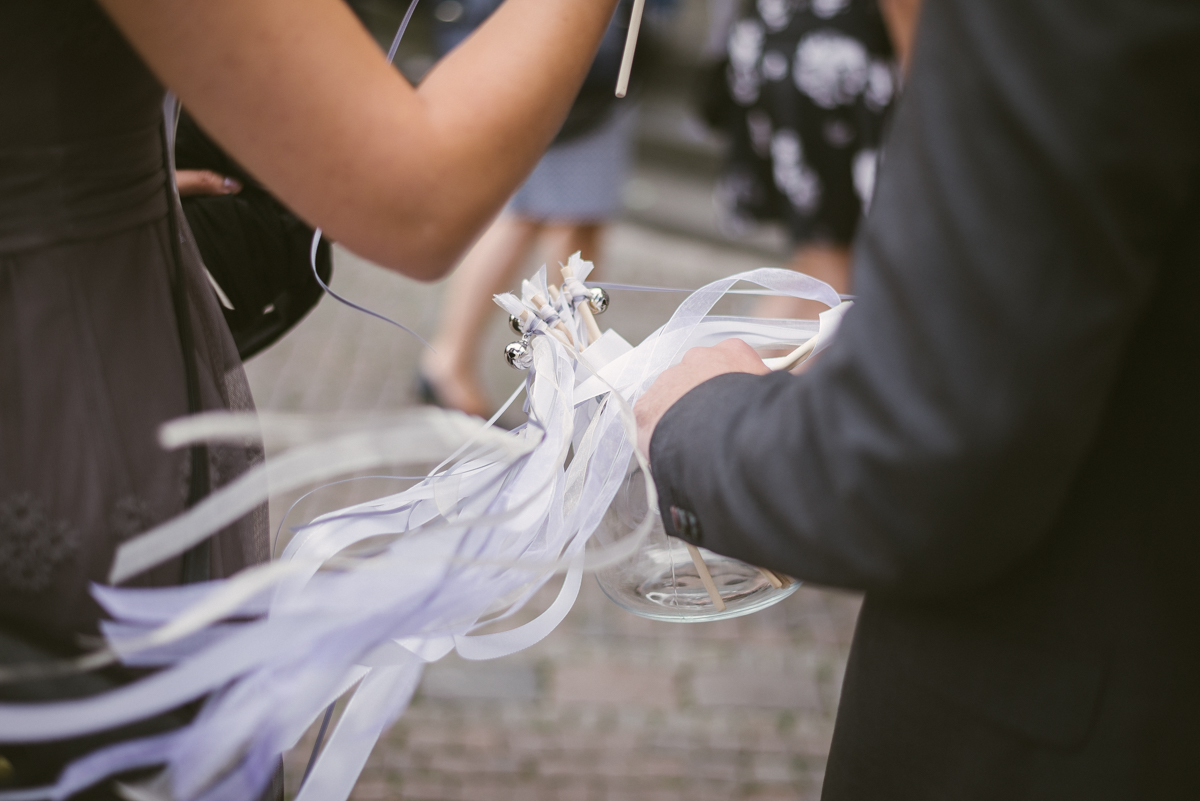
[718,0,896,246]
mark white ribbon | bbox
[0,265,847,801]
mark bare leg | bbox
[534,222,604,272]
[877,0,922,74]
[422,214,542,416]
[755,243,851,320]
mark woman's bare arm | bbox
[877,0,921,72]
[98,0,620,279]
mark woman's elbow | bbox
[347,218,467,282]
[406,229,470,281]
[393,245,460,282]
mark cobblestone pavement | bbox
[283,580,860,801]
[245,186,861,799]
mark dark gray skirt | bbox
[0,128,268,652]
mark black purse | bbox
[175,110,333,361]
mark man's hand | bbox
[176,169,242,198]
[635,338,770,460]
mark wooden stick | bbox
[764,568,793,588]
[530,292,577,347]
[578,303,602,345]
[559,266,603,345]
[529,292,553,315]
[547,328,573,349]
[614,0,647,99]
[761,337,816,372]
[685,542,726,612]
[758,567,784,589]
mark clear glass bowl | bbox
[593,458,799,622]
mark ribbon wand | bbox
[614,0,646,98]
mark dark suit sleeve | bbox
[649,0,1200,597]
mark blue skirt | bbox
[507,104,638,223]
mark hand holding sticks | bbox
[503,264,796,613]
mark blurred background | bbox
[242,1,863,797]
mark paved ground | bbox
[242,85,861,796]
[289,578,861,801]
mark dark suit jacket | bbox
[650,0,1200,797]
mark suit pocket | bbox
[868,605,1106,748]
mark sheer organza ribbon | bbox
[0,265,847,801]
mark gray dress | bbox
[0,0,268,653]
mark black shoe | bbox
[416,372,446,408]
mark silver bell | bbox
[587,286,609,315]
[509,314,523,335]
[504,340,533,370]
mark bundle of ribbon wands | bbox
[0,260,846,801]
[496,258,811,613]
